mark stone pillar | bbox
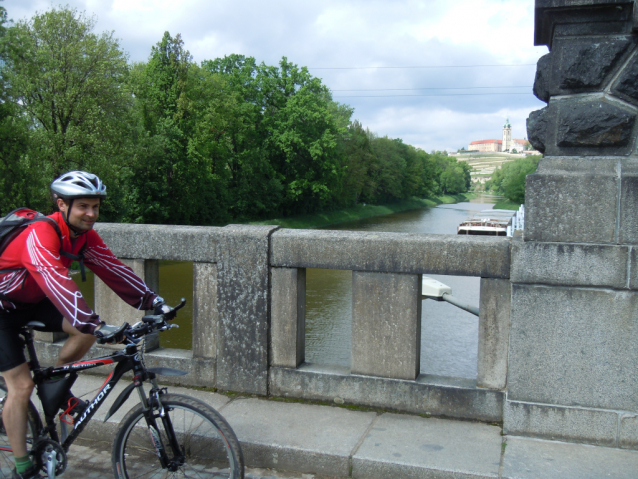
[507,0,638,448]
[351,271,421,380]
[477,278,511,390]
[270,267,306,368]
[95,259,159,350]
[192,262,218,359]
[215,225,279,395]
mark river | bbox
[76,195,499,379]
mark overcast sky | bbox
[3,0,548,152]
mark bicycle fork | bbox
[139,377,183,471]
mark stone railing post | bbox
[270,267,306,368]
[507,0,638,448]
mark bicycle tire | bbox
[112,393,244,479]
[0,377,42,478]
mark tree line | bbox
[0,6,472,225]
[484,155,540,204]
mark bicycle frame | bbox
[21,327,185,469]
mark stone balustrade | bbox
[35,224,511,423]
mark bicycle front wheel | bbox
[112,393,244,479]
[0,377,41,478]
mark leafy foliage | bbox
[0,5,474,222]
[485,155,540,203]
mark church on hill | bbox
[468,118,527,152]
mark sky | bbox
[2,0,548,152]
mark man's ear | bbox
[56,198,68,213]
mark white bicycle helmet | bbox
[51,171,107,200]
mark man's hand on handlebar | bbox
[94,322,128,344]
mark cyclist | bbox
[0,171,166,478]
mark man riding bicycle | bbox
[0,171,166,478]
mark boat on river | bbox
[457,208,522,236]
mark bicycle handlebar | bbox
[97,298,186,345]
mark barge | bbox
[457,208,520,236]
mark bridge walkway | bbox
[41,375,638,478]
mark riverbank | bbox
[248,193,477,229]
[492,198,521,210]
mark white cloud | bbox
[2,0,547,151]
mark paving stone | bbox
[502,436,638,479]
[352,413,502,479]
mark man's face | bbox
[57,198,100,236]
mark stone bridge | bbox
[33,1,638,475]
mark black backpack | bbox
[0,208,87,289]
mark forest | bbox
[0,6,472,225]
[484,155,540,204]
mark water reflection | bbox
[307,195,499,379]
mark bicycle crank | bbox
[33,438,66,478]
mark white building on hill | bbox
[469,119,527,152]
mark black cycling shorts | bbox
[0,299,64,372]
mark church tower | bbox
[502,118,512,151]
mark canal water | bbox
[76,195,499,379]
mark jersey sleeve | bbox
[82,233,157,312]
[21,223,101,334]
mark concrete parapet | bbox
[94,223,223,262]
[477,278,511,390]
[351,272,421,380]
[511,236,630,289]
[508,284,638,411]
[271,229,510,278]
[270,267,306,368]
[269,364,503,423]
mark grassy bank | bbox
[248,193,476,229]
[493,199,521,210]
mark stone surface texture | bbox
[510,238,629,289]
[352,414,502,479]
[504,399,619,447]
[508,284,638,411]
[215,225,279,395]
[477,278,511,390]
[192,262,218,359]
[502,435,638,479]
[351,271,421,380]
[271,267,306,368]
[271,229,510,278]
[269,365,503,422]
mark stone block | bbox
[502,435,638,479]
[510,239,629,289]
[95,259,159,350]
[33,331,67,343]
[525,157,618,243]
[504,399,618,447]
[351,272,421,380]
[508,284,638,411]
[526,106,548,153]
[215,225,279,395]
[94,223,223,262]
[620,413,638,449]
[534,1,634,48]
[533,53,551,103]
[192,262,218,359]
[556,97,636,149]
[269,365,504,422]
[353,414,502,479]
[550,36,634,94]
[271,229,511,278]
[619,159,638,244]
[612,49,638,106]
[477,278,511,390]
[271,267,306,368]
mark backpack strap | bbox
[39,217,88,282]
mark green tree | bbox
[485,155,540,203]
[2,6,131,216]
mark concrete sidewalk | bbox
[38,374,638,478]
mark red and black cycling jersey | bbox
[0,212,157,334]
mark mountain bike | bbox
[0,300,244,478]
